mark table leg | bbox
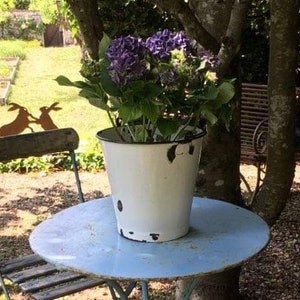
[182,277,201,300]
[140,281,149,299]
[0,275,11,300]
[106,278,199,299]
[106,280,137,300]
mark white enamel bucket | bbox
[97,127,206,242]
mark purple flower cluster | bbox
[106,35,147,84]
[199,50,220,68]
[145,29,190,61]
[106,30,192,85]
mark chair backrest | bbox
[241,83,300,164]
[240,83,269,164]
[0,128,84,203]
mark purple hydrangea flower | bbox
[158,68,177,87]
[106,35,148,84]
[199,50,220,68]
[145,29,191,61]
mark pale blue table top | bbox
[29,197,270,281]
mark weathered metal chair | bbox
[240,83,300,201]
[0,128,104,300]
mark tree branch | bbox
[148,0,220,52]
[66,0,104,60]
[218,0,251,76]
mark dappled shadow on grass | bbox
[0,181,105,261]
[1,181,105,215]
[0,187,11,201]
[0,235,32,260]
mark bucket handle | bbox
[181,127,207,144]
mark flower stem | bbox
[126,125,136,142]
[106,111,125,141]
[172,111,195,141]
[142,116,146,142]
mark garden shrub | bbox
[0,152,105,173]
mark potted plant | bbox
[56,29,235,242]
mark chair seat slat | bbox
[0,254,44,274]
[31,278,105,300]
[6,264,57,283]
[19,271,83,292]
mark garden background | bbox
[0,41,109,172]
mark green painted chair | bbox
[0,128,104,300]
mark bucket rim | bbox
[96,126,207,145]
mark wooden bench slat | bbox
[6,264,57,283]
[241,94,268,98]
[241,105,268,110]
[241,107,268,111]
[31,278,105,300]
[242,84,268,90]
[240,128,256,134]
[241,94,268,99]
[0,128,79,161]
[241,111,268,115]
[0,254,44,274]
[19,271,83,292]
[241,123,266,128]
[241,103,268,107]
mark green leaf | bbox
[201,108,218,125]
[98,33,111,59]
[157,118,180,139]
[78,83,103,99]
[55,75,74,86]
[142,82,164,99]
[109,96,121,111]
[216,82,235,104]
[88,97,110,110]
[133,125,147,142]
[100,68,122,97]
[55,75,88,89]
[140,99,160,124]
[126,81,163,100]
[119,102,142,123]
[218,103,234,131]
[205,85,219,100]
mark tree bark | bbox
[150,1,249,299]
[217,0,251,76]
[66,0,103,60]
[175,268,241,300]
[195,120,242,205]
[251,0,299,226]
[182,67,243,300]
[150,0,220,52]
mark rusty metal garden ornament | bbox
[0,102,62,136]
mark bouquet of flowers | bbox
[56,29,235,142]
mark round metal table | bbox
[30,197,270,299]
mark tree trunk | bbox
[66,0,103,60]
[178,79,243,300]
[251,0,299,226]
[175,268,241,300]
[154,1,249,299]
[195,122,242,205]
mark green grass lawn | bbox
[0,43,110,153]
